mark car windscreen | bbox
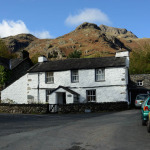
[136,94,148,100]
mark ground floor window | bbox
[46,89,55,102]
[86,89,96,102]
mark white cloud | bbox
[65,8,111,26]
[33,31,53,39]
[0,20,29,37]
[0,20,53,39]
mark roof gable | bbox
[50,86,79,95]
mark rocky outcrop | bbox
[2,34,37,52]
[76,22,101,30]
[99,24,138,39]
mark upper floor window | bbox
[46,72,54,83]
[71,70,79,83]
[95,69,105,81]
[137,80,143,86]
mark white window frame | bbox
[86,90,96,102]
[137,80,143,86]
[71,70,79,83]
[46,72,54,83]
[95,69,105,81]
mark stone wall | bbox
[0,104,49,114]
[50,102,128,113]
[0,102,128,114]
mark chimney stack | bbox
[38,55,47,63]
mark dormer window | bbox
[46,72,54,84]
[95,69,105,81]
[71,70,79,83]
[137,80,143,86]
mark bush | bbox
[67,50,82,58]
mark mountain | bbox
[1,22,150,62]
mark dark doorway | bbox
[62,93,66,104]
[57,92,66,104]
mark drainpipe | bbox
[37,73,40,103]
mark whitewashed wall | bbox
[1,75,27,104]
[71,86,128,103]
[28,67,127,88]
[1,66,128,104]
[27,67,128,104]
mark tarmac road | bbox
[0,109,150,150]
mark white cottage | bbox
[1,51,129,104]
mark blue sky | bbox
[0,0,149,39]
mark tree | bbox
[129,44,150,74]
[67,50,82,58]
[0,65,10,88]
[0,39,16,59]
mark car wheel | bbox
[142,119,146,126]
[147,120,150,133]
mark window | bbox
[86,90,96,102]
[137,80,143,86]
[71,70,79,83]
[95,69,105,81]
[46,89,54,102]
[46,72,54,83]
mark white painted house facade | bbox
[1,51,129,104]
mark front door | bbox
[57,92,66,104]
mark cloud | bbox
[33,31,53,39]
[0,20,53,39]
[0,20,29,37]
[65,8,111,26]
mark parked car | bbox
[135,94,148,108]
[147,112,150,132]
[141,96,150,125]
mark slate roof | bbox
[0,57,10,69]
[28,56,126,73]
[10,59,23,69]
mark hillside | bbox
[1,22,150,65]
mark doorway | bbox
[57,92,66,104]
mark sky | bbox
[0,0,149,39]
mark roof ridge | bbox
[27,62,40,72]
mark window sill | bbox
[71,81,79,83]
[46,82,54,84]
[95,80,105,82]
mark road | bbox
[0,109,150,150]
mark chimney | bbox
[115,50,129,68]
[20,50,29,59]
[38,55,47,63]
